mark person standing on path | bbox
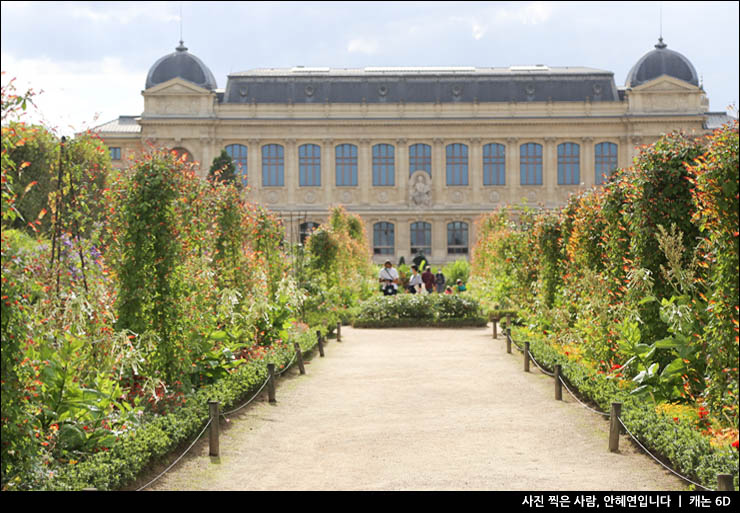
[379,259,399,296]
[435,268,446,293]
[421,265,436,294]
[407,264,423,294]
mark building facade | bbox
[95,38,728,264]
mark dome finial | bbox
[176,40,188,52]
[655,36,667,49]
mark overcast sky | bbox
[2,1,738,137]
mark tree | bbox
[208,149,238,186]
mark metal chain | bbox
[617,418,713,491]
[527,350,555,376]
[221,374,271,417]
[558,376,610,416]
[136,417,213,491]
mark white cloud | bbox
[491,1,555,25]
[347,38,380,55]
[69,2,180,25]
[1,52,145,137]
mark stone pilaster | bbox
[396,138,408,206]
[359,139,371,204]
[322,138,333,205]
[432,138,444,205]
[581,137,594,187]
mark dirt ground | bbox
[141,325,688,491]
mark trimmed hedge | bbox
[353,293,485,328]
[513,327,739,491]
[36,332,318,491]
[352,318,487,329]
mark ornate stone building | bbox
[95,38,729,264]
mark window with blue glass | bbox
[446,143,468,186]
[409,143,431,176]
[520,143,543,185]
[373,222,395,255]
[595,142,618,185]
[335,144,358,186]
[372,144,395,186]
[262,144,284,187]
[299,144,321,186]
[109,147,121,160]
[447,222,469,255]
[225,144,248,186]
[558,143,580,185]
[483,143,505,185]
[410,221,431,255]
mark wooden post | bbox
[267,363,276,403]
[293,342,306,375]
[554,364,562,401]
[316,330,325,357]
[524,342,530,372]
[337,321,342,342]
[505,315,511,332]
[506,330,512,354]
[209,401,220,457]
[492,319,497,339]
[609,402,622,452]
[717,474,733,491]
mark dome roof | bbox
[145,41,217,90]
[625,38,699,88]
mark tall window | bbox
[262,144,284,187]
[595,142,618,185]
[409,143,431,176]
[447,222,469,255]
[336,144,358,186]
[225,144,248,186]
[520,143,542,185]
[373,222,395,255]
[558,142,580,185]
[299,144,321,186]
[410,221,432,256]
[483,143,505,185]
[446,143,469,186]
[372,144,395,186]
[109,147,121,160]
[299,221,320,245]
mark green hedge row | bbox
[354,293,485,326]
[513,327,739,491]
[37,332,318,491]
[352,318,488,329]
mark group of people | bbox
[379,260,466,296]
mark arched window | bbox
[262,144,284,187]
[335,144,358,186]
[299,221,320,245]
[446,143,468,186]
[409,143,431,176]
[225,144,248,186]
[373,222,395,255]
[299,144,321,186]
[558,142,580,185]
[372,144,395,186]
[595,142,618,185]
[447,222,469,255]
[410,221,431,256]
[520,143,542,185]
[171,147,193,162]
[483,143,505,185]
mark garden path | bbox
[140,325,688,491]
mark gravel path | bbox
[141,325,688,491]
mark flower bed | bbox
[514,326,739,491]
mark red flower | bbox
[673,417,679,423]
[732,440,739,449]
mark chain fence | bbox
[504,329,719,491]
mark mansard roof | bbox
[223,65,621,104]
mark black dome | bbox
[625,38,699,88]
[145,41,217,90]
